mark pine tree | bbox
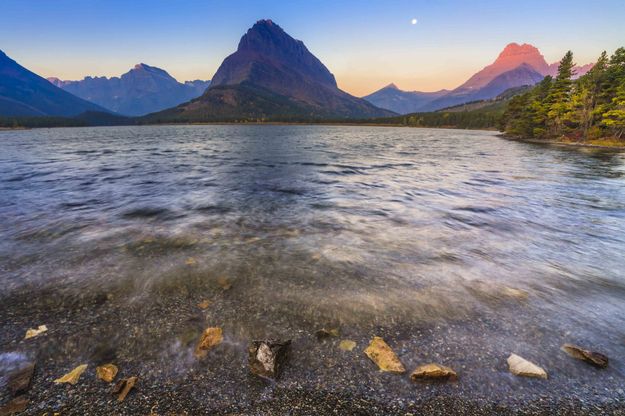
[602,81,625,139]
[546,51,575,137]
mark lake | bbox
[1,125,624,414]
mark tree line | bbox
[501,47,625,142]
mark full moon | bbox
[411,18,417,25]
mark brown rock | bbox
[24,325,47,340]
[7,362,35,396]
[96,364,118,382]
[112,376,138,402]
[248,340,291,380]
[339,340,357,351]
[364,336,405,373]
[194,327,223,358]
[410,363,458,381]
[197,299,211,309]
[0,396,28,415]
[561,343,608,368]
[217,277,232,290]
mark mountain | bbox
[49,64,210,116]
[145,20,394,122]
[0,50,108,117]
[373,43,594,114]
[362,83,448,114]
[545,61,594,78]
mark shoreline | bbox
[499,134,625,150]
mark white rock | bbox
[507,353,547,379]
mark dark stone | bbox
[0,395,28,415]
[248,339,291,380]
[315,328,339,340]
[7,362,35,396]
[561,344,608,368]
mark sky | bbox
[1,0,624,96]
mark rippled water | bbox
[1,125,624,412]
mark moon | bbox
[411,18,418,25]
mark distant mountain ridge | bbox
[146,19,394,122]
[362,84,448,115]
[364,42,593,114]
[0,50,108,117]
[49,64,210,116]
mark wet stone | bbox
[6,362,35,396]
[315,328,339,340]
[364,336,405,373]
[248,340,291,380]
[96,364,118,383]
[507,354,547,379]
[410,363,458,381]
[561,343,608,368]
[0,395,28,415]
[112,376,138,402]
[194,327,223,358]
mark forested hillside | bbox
[501,48,625,143]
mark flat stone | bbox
[54,364,88,385]
[96,364,118,383]
[194,327,223,358]
[507,353,547,379]
[248,339,291,380]
[364,336,405,373]
[7,362,35,396]
[410,363,458,381]
[561,343,608,368]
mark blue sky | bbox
[1,0,624,95]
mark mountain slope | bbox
[362,83,448,114]
[49,64,210,116]
[0,50,108,116]
[423,64,544,111]
[146,20,394,122]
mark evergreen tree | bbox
[546,51,575,137]
[602,81,625,139]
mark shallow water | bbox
[1,125,624,413]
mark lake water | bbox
[1,125,624,413]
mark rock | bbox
[248,340,291,380]
[194,327,223,358]
[507,354,547,379]
[364,336,405,373]
[339,340,357,351]
[410,363,458,381]
[217,277,232,291]
[54,364,88,385]
[185,257,197,266]
[96,364,118,382]
[112,376,138,402]
[197,299,211,309]
[315,328,339,340]
[561,343,608,368]
[503,287,529,300]
[7,361,35,395]
[0,395,28,415]
[24,325,47,340]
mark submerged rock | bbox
[0,395,28,415]
[54,364,88,385]
[315,328,339,340]
[194,327,223,358]
[96,364,118,383]
[248,340,291,380]
[507,354,547,379]
[217,277,232,291]
[112,376,138,402]
[561,343,608,368]
[24,325,47,340]
[410,363,458,381]
[6,361,35,396]
[364,336,405,373]
[197,299,211,309]
[339,340,357,351]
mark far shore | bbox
[500,134,625,150]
